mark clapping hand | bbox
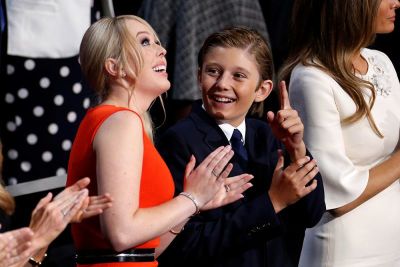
[0,228,34,267]
[29,188,88,250]
[202,174,254,210]
[56,177,113,223]
[0,178,112,267]
[183,146,235,209]
[29,177,112,249]
[268,150,318,213]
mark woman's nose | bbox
[157,44,167,56]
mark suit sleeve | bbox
[156,128,284,262]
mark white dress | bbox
[289,48,400,267]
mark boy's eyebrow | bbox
[204,62,220,66]
[204,63,251,75]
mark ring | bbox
[224,185,230,193]
[211,170,219,177]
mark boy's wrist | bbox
[268,191,285,213]
[285,141,306,162]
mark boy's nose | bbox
[215,74,231,90]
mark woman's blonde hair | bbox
[79,15,166,140]
[0,183,15,216]
[280,0,383,137]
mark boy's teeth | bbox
[215,97,233,103]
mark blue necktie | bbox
[230,129,248,162]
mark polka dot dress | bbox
[0,55,94,185]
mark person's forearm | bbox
[155,219,189,258]
[102,194,198,252]
[285,140,306,162]
[332,150,400,217]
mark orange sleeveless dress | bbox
[67,105,175,267]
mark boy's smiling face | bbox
[198,46,272,127]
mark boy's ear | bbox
[104,58,120,77]
[254,80,273,102]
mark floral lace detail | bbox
[362,53,392,97]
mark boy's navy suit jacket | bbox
[157,101,325,267]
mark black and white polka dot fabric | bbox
[0,55,93,185]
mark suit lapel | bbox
[189,102,230,150]
[190,102,255,176]
[189,102,245,212]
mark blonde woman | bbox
[66,15,253,267]
[281,0,400,266]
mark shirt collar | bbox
[201,104,246,144]
[218,121,246,145]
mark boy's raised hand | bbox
[267,81,306,160]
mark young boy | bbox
[157,27,325,267]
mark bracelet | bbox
[179,192,200,215]
[169,226,184,235]
[28,253,47,266]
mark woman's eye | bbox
[141,38,151,46]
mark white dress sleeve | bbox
[289,65,369,210]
